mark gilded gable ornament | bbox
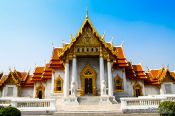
[76,27,100,46]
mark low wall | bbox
[0,97,56,115]
[120,94,175,113]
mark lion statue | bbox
[71,81,76,97]
[101,80,106,96]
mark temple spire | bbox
[86,7,88,19]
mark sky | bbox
[0,0,175,74]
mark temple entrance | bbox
[38,90,42,99]
[133,82,143,97]
[35,84,45,99]
[80,65,96,96]
[85,78,92,95]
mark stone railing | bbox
[120,94,175,113]
[120,97,166,113]
[0,97,56,114]
[0,97,11,107]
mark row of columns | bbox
[63,56,113,97]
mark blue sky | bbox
[0,0,175,74]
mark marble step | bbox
[53,112,159,116]
[78,96,100,105]
[56,104,122,112]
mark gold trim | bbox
[114,74,123,92]
[59,17,118,59]
[80,65,96,96]
[133,82,143,97]
[54,75,63,93]
[35,83,45,99]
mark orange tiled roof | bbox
[32,63,54,82]
[0,70,34,87]
[42,64,52,80]
[145,68,175,85]
[170,72,175,79]
[125,62,136,79]
[49,48,64,69]
[113,46,128,68]
[132,64,147,79]
[32,67,45,81]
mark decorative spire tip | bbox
[86,7,88,19]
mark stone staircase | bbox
[78,96,100,105]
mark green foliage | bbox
[0,106,21,116]
[158,101,175,116]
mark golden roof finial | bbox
[86,7,88,19]
[14,66,16,71]
[102,32,106,39]
[146,65,150,72]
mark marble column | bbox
[100,56,105,96]
[51,72,55,95]
[107,59,113,96]
[64,61,70,97]
[71,57,77,95]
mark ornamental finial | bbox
[86,7,88,19]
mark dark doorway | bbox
[135,89,140,97]
[85,78,92,95]
[38,90,42,99]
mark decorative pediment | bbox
[162,71,175,83]
[76,24,100,46]
[59,16,118,60]
[3,73,20,86]
[80,65,96,77]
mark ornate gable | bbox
[3,72,20,86]
[59,17,118,61]
[75,22,100,46]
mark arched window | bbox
[77,48,80,52]
[36,84,45,99]
[133,82,142,97]
[114,74,123,92]
[54,75,63,93]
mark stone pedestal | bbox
[99,95,112,104]
[63,96,79,105]
[99,95,118,104]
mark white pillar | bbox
[122,69,127,92]
[107,60,113,96]
[51,72,55,95]
[71,57,77,84]
[100,56,105,95]
[64,61,69,97]
[71,57,77,95]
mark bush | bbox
[158,101,175,116]
[0,106,21,116]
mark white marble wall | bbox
[2,85,18,97]
[160,82,175,94]
[126,79,145,96]
[76,57,101,93]
[113,68,127,92]
[144,85,160,95]
[53,69,65,96]
[21,87,33,97]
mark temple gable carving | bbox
[76,26,100,46]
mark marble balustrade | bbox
[120,94,175,112]
[0,97,56,112]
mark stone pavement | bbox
[23,113,159,116]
